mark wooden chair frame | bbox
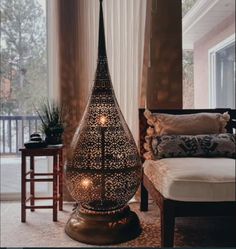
[139,108,236,247]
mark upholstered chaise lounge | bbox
[139,108,236,247]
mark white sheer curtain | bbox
[77,0,146,143]
[47,0,60,102]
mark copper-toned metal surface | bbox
[65,0,142,243]
[65,0,142,212]
[65,205,142,245]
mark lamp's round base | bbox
[65,205,141,245]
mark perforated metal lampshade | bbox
[65,0,141,212]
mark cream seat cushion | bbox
[143,158,236,202]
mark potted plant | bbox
[36,100,65,145]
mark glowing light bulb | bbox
[81,178,91,188]
[99,115,107,126]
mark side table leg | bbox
[21,154,26,222]
[59,150,63,211]
[53,155,58,221]
[30,156,35,212]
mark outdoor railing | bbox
[0,115,41,155]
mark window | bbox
[209,35,235,108]
[182,0,197,109]
[0,0,49,199]
[182,0,235,108]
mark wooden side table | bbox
[19,146,64,222]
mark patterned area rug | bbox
[1,201,235,247]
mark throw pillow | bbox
[151,133,236,159]
[144,109,230,135]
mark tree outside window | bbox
[0,0,48,115]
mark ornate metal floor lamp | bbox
[65,0,142,245]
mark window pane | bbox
[0,0,48,115]
[182,0,197,108]
[215,43,235,108]
[0,0,48,197]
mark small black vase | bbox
[45,134,63,145]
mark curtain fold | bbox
[47,0,60,102]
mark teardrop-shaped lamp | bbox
[65,0,142,245]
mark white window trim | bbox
[208,34,235,108]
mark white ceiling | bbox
[182,0,235,50]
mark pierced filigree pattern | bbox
[65,1,141,212]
